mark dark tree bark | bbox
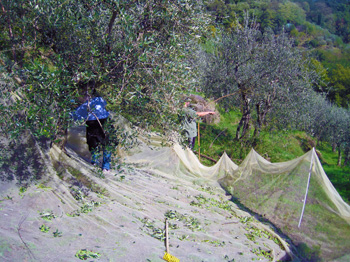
[344,147,350,167]
[338,146,342,166]
[105,10,118,53]
[235,94,251,140]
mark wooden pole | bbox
[193,151,217,163]
[165,218,169,253]
[198,122,200,161]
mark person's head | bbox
[183,97,192,107]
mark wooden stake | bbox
[165,218,169,253]
[198,122,200,161]
[163,218,180,262]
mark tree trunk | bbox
[332,143,337,153]
[253,96,272,139]
[235,95,251,140]
[105,10,118,53]
[337,147,342,167]
[253,103,262,138]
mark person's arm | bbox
[196,111,215,117]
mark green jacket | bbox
[181,107,198,138]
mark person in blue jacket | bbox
[71,92,112,174]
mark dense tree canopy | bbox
[0,0,209,144]
[199,16,318,140]
[205,0,350,107]
[0,0,349,167]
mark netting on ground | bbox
[0,125,291,262]
[219,148,350,261]
[1,117,350,261]
[107,119,350,261]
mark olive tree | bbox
[0,0,209,143]
[273,89,350,166]
[199,15,319,140]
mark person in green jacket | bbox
[182,101,215,149]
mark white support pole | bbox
[298,148,315,228]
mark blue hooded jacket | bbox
[71,97,110,121]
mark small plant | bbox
[136,217,165,241]
[39,224,50,233]
[4,195,12,200]
[165,210,203,232]
[198,186,215,195]
[75,249,101,260]
[37,183,51,190]
[245,232,256,242]
[251,247,273,261]
[224,255,235,262]
[53,229,62,237]
[178,234,189,241]
[240,216,254,224]
[19,186,27,195]
[39,210,56,221]
[244,224,285,250]
[202,239,226,247]
[71,188,85,201]
[67,200,101,217]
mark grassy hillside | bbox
[195,107,350,204]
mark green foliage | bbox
[165,210,203,232]
[53,229,62,237]
[19,186,27,195]
[296,243,321,262]
[67,200,101,217]
[135,216,166,241]
[317,143,350,203]
[330,64,350,108]
[0,0,210,147]
[251,247,273,261]
[39,210,56,221]
[203,0,350,108]
[39,224,50,233]
[200,15,318,141]
[75,249,101,260]
[278,1,306,25]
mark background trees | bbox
[201,0,350,167]
[330,64,350,108]
[199,16,317,141]
[204,0,350,108]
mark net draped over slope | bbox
[0,127,290,262]
[219,148,350,261]
[69,122,350,261]
[126,129,350,260]
[1,122,349,261]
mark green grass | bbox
[198,110,312,164]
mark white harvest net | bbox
[1,122,350,261]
